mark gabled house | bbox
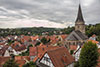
[12,45,27,55]
[89,34,97,41]
[11,41,27,55]
[37,47,75,67]
[29,44,60,62]
[0,44,26,57]
[58,34,68,41]
[0,45,9,56]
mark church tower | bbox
[75,4,85,34]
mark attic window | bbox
[43,57,50,62]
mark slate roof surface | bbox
[67,30,88,41]
[75,30,88,40]
[75,4,84,22]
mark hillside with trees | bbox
[0,23,100,41]
[0,27,61,37]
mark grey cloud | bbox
[0,0,100,28]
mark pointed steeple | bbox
[75,4,84,23]
[75,2,85,34]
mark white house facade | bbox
[40,53,54,67]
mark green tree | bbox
[7,39,14,45]
[97,36,100,41]
[70,50,74,55]
[23,61,36,67]
[41,37,48,44]
[3,59,19,67]
[35,41,41,46]
[79,41,99,67]
[74,61,79,67]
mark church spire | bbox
[75,2,85,34]
[75,4,84,22]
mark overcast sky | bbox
[0,0,100,28]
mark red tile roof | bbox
[32,45,60,62]
[46,47,75,67]
[0,42,5,45]
[31,35,39,40]
[60,34,68,40]
[15,56,30,67]
[16,60,26,67]
[87,40,99,44]
[0,56,10,67]
[69,45,77,50]
[11,42,26,51]
[29,47,37,56]
[0,56,30,67]
[92,34,96,37]
[13,45,26,51]
[15,56,30,61]
[20,36,31,43]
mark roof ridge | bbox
[47,46,65,53]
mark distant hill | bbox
[0,23,100,41]
[0,27,62,36]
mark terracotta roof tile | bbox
[87,40,99,44]
[15,56,30,67]
[32,45,60,62]
[29,47,37,56]
[11,42,26,51]
[0,56,10,67]
[16,60,26,67]
[15,56,30,61]
[60,34,68,40]
[47,47,75,67]
[92,34,96,37]
[31,35,39,40]
[0,42,5,45]
[69,45,77,50]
